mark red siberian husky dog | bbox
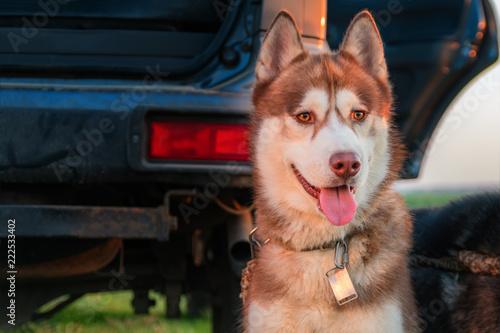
[241,10,421,333]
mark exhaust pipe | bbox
[227,210,253,277]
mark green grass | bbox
[403,191,466,208]
[4,192,467,333]
[6,291,211,333]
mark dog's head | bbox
[251,11,403,238]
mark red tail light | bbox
[149,121,249,162]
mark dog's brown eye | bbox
[351,110,366,121]
[297,112,313,123]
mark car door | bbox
[327,0,498,178]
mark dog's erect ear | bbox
[256,11,305,81]
[341,11,387,80]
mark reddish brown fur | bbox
[243,10,420,333]
[243,191,419,331]
[250,51,394,161]
[249,51,406,239]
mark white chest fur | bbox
[245,244,405,333]
[247,299,404,333]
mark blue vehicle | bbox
[0,0,498,331]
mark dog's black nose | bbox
[329,152,361,179]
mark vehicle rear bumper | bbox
[0,83,253,185]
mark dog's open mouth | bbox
[292,165,357,226]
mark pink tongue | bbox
[319,186,357,226]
